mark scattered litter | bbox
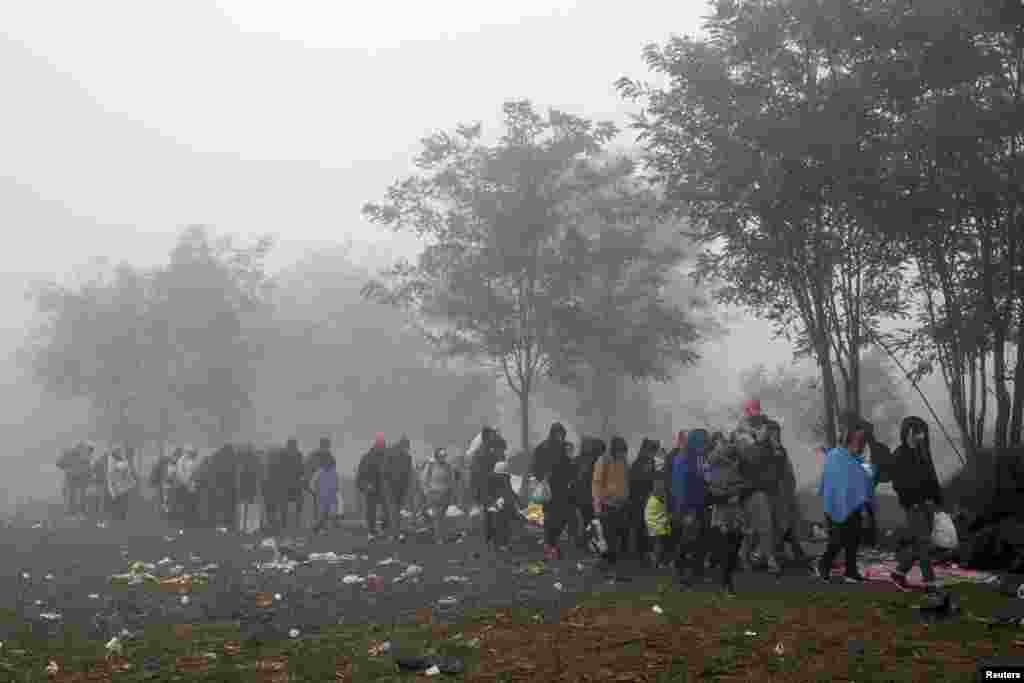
[443,576,470,584]
[217,526,228,534]
[88,594,100,600]
[744,631,757,637]
[438,597,458,607]
[403,565,423,578]
[342,575,365,585]
[1016,584,1024,600]
[157,557,173,566]
[774,642,785,656]
[260,538,277,549]
[180,596,190,605]
[274,593,282,601]
[39,612,62,621]
[652,605,663,615]
[368,641,390,657]
[309,552,343,563]
[105,637,122,656]
[46,660,59,675]
[553,582,564,591]
[425,664,441,676]
[378,557,398,566]
[288,628,300,639]
[44,573,54,581]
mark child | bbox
[645,477,672,568]
[485,461,521,551]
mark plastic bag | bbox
[931,511,959,549]
[528,478,551,505]
[589,518,608,555]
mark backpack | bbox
[703,442,751,503]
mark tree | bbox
[26,261,161,459]
[244,245,500,459]
[554,156,703,435]
[740,348,910,449]
[25,226,274,456]
[617,0,909,447]
[148,226,274,446]
[362,100,617,455]
[869,0,1024,453]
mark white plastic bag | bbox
[528,478,551,505]
[931,511,959,550]
[589,518,608,555]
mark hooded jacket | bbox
[531,423,574,497]
[889,417,943,508]
[593,436,629,507]
[818,445,874,523]
[671,429,707,514]
[629,439,659,505]
[356,442,388,494]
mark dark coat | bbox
[890,444,943,508]
[531,438,574,499]
[382,445,413,497]
[629,451,657,506]
[356,446,388,494]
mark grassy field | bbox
[0,580,1013,682]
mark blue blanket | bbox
[818,447,875,524]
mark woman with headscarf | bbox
[888,416,944,591]
[672,429,710,586]
[593,435,631,581]
[816,429,875,583]
[628,438,660,557]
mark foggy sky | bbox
[11,2,937,503]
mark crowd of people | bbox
[55,399,947,598]
[520,400,946,597]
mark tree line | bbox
[25,0,1024,465]
[364,0,1024,460]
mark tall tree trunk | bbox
[969,352,979,448]
[1011,322,1024,445]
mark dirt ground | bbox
[0,514,1014,682]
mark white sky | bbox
[0,0,796,388]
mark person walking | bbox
[485,460,521,551]
[767,421,811,571]
[888,416,944,592]
[628,438,659,558]
[311,440,339,535]
[421,447,457,544]
[382,436,413,541]
[356,434,390,540]
[571,437,604,548]
[531,422,575,561]
[672,428,711,587]
[593,435,631,582]
[816,429,875,583]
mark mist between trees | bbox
[17,0,1024,503]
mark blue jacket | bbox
[819,447,875,523]
[672,429,707,514]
